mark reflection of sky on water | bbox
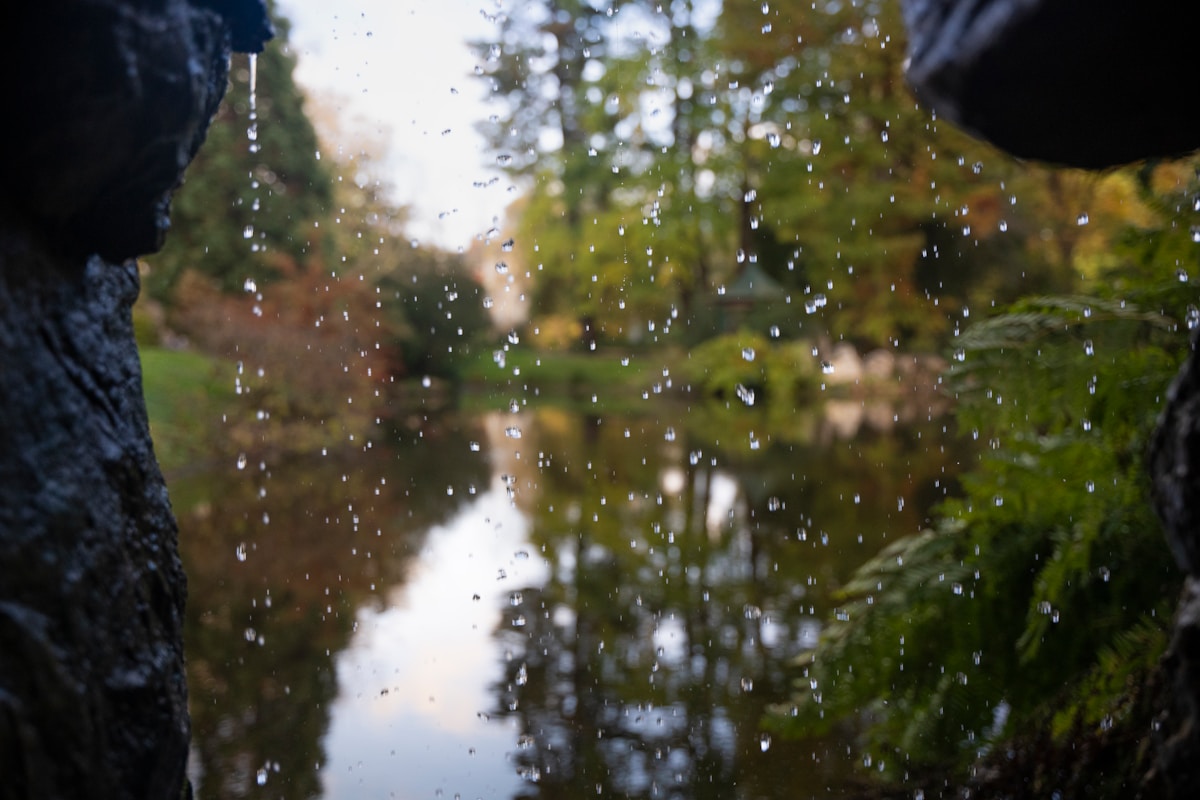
[176,403,966,798]
[322,418,547,799]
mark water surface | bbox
[178,401,966,798]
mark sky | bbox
[277,0,511,251]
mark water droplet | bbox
[742,347,756,361]
[235,543,247,562]
[242,225,254,239]
[759,733,772,752]
[664,427,676,442]
[236,453,247,470]
[505,426,523,439]
[1076,213,1089,226]
[1083,339,1095,357]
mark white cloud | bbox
[278,0,511,250]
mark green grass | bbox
[456,346,668,399]
[140,347,235,474]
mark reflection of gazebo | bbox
[714,262,783,332]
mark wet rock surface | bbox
[0,1,269,798]
[901,0,1200,169]
[0,0,270,262]
[1147,335,1200,799]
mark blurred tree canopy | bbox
[771,158,1200,788]
[141,1,494,449]
[147,8,334,299]
[474,0,1119,352]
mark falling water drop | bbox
[246,53,260,154]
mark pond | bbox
[178,399,970,799]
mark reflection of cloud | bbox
[322,456,549,797]
[705,472,740,538]
[653,614,688,665]
[660,465,686,497]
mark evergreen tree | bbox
[145,7,334,300]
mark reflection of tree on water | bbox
[178,419,489,799]
[491,407,967,798]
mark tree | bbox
[476,1,740,346]
[774,157,1200,785]
[145,4,334,299]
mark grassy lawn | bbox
[140,347,235,474]
[455,346,676,410]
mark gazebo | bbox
[714,262,784,332]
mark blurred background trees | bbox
[139,0,1200,792]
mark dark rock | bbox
[1151,332,1200,578]
[0,1,270,798]
[1146,337,1200,799]
[0,255,188,800]
[901,0,1200,169]
[1142,579,1200,799]
[0,0,270,262]
[195,0,274,54]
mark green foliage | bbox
[376,247,492,379]
[476,0,1124,355]
[680,331,817,404]
[141,346,235,472]
[773,275,1191,777]
[145,8,334,299]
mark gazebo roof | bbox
[718,262,783,304]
